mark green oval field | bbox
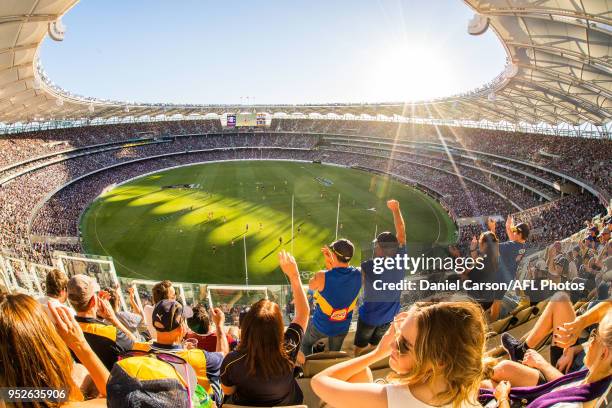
[80,161,456,284]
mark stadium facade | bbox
[0,0,610,137]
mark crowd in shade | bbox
[1,194,610,407]
[271,119,612,197]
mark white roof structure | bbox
[0,0,610,133]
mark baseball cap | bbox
[67,274,100,307]
[329,239,354,263]
[598,227,610,237]
[511,223,530,239]
[373,231,398,245]
[152,299,193,332]
[373,231,399,255]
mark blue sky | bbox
[40,1,507,105]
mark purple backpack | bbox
[479,369,611,408]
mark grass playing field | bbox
[80,161,456,284]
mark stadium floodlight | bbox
[467,14,489,36]
[504,64,519,79]
[48,19,66,41]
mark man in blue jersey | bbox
[354,199,406,356]
[302,239,361,355]
[486,216,529,321]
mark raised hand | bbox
[386,199,400,212]
[96,296,116,321]
[321,246,333,269]
[470,235,478,251]
[554,318,585,348]
[555,346,577,374]
[487,217,497,233]
[494,380,511,402]
[279,250,300,280]
[521,349,546,369]
[211,307,225,327]
[48,301,87,351]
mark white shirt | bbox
[385,383,480,408]
[37,295,75,321]
[143,304,157,340]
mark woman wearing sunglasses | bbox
[488,309,612,408]
[311,299,488,408]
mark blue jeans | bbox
[301,322,347,355]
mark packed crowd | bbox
[31,148,316,239]
[323,143,544,209]
[0,119,223,169]
[272,119,611,198]
[321,149,520,217]
[325,136,562,198]
[1,119,607,274]
[1,134,318,264]
[1,199,610,407]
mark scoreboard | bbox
[226,114,236,127]
[224,113,268,127]
[237,113,257,126]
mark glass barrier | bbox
[0,217,607,327]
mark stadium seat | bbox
[533,299,549,316]
[488,315,516,336]
[507,306,538,329]
[302,351,351,378]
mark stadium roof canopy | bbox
[0,0,610,135]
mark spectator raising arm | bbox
[48,302,110,397]
[211,307,229,356]
[127,286,144,320]
[387,199,406,246]
[279,249,310,330]
[97,295,138,343]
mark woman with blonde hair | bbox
[311,298,489,408]
[0,293,109,407]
